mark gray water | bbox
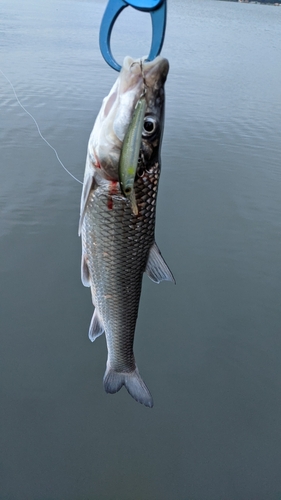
[1,0,281,498]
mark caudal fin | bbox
[103,366,153,408]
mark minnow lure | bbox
[118,92,146,215]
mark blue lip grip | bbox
[99,0,167,71]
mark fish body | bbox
[79,56,174,407]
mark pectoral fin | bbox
[145,242,175,284]
[78,172,94,236]
[88,309,104,342]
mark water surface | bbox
[1,1,281,499]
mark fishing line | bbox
[0,69,83,185]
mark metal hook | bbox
[99,0,167,72]
[130,59,148,97]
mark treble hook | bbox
[99,0,167,72]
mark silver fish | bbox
[79,56,175,408]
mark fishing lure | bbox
[118,91,146,215]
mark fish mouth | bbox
[105,55,169,130]
[112,56,169,119]
[121,55,169,92]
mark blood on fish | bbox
[108,181,118,210]
[93,149,101,169]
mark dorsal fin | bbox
[145,242,175,284]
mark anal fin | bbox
[88,309,104,342]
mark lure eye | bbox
[142,116,157,137]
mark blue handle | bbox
[99,0,167,71]
[124,0,163,10]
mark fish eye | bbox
[142,116,157,137]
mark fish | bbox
[79,55,175,408]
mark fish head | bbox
[88,56,169,180]
[141,56,169,168]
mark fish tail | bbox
[103,365,153,408]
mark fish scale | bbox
[82,166,159,374]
